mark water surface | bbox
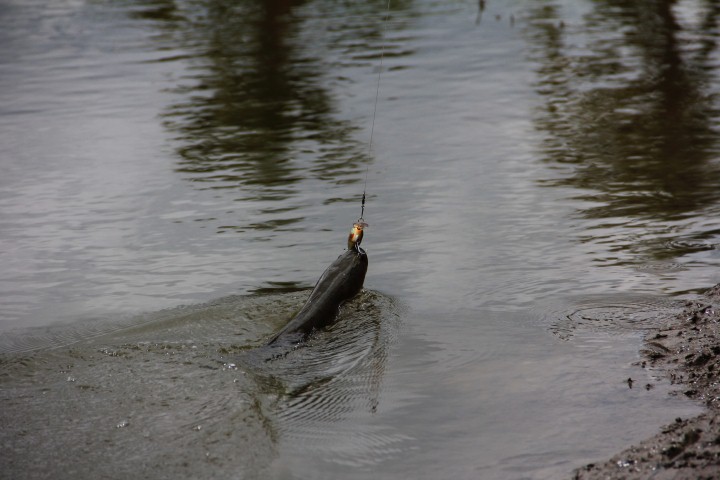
[1,0,719,478]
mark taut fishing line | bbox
[358,0,391,224]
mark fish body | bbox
[266,246,368,345]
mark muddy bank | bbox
[574,284,720,480]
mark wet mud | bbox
[574,284,720,480]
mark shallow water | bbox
[1,0,719,478]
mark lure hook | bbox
[348,221,368,250]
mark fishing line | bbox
[368,0,391,155]
[359,0,391,223]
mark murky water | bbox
[2,0,719,478]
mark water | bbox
[1,0,719,478]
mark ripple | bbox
[238,290,411,465]
[545,296,684,341]
[665,239,718,254]
[634,262,687,273]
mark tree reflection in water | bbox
[126,0,414,236]
[134,0,412,190]
[526,0,720,266]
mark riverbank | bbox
[574,284,720,479]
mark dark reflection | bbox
[166,0,351,191]
[527,1,720,263]
[249,280,309,295]
[127,0,414,197]
[127,0,185,22]
[477,0,486,25]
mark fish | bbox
[265,222,368,346]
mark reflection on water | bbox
[152,0,411,197]
[136,0,420,239]
[165,0,358,192]
[527,0,720,265]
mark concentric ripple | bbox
[544,295,685,341]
